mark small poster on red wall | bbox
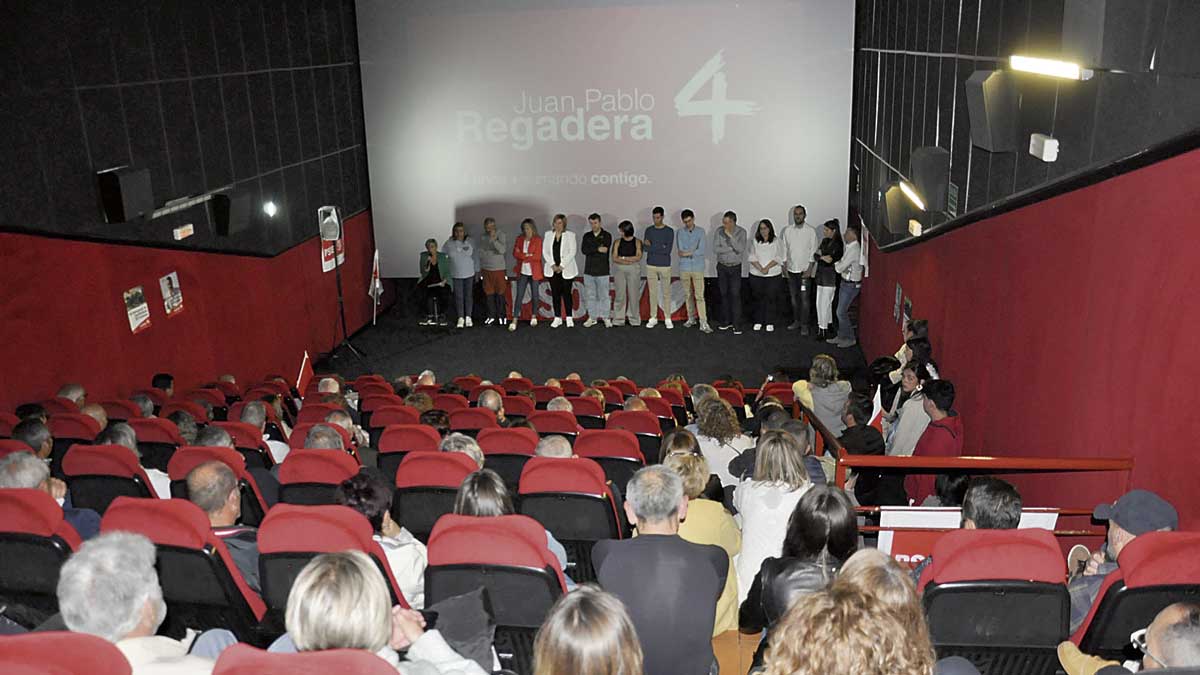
[159,271,184,318]
[321,237,346,273]
[123,285,151,334]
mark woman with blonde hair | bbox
[792,353,852,436]
[664,452,742,637]
[284,550,486,673]
[694,396,755,488]
[533,584,643,675]
[732,430,811,603]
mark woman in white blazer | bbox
[543,213,578,327]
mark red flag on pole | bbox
[296,351,314,395]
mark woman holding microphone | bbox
[544,213,578,328]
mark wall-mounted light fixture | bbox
[1009,55,1093,80]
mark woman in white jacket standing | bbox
[748,219,786,332]
[543,213,578,328]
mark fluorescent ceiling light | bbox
[899,181,926,211]
[908,219,924,237]
[1009,55,1093,80]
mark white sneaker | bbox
[766,324,775,332]
[456,318,465,328]
[665,319,674,329]
[566,317,574,328]
[583,318,597,327]
[700,323,713,334]
[646,319,658,328]
[531,318,538,327]
[508,321,517,332]
[684,319,697,328]
[753,323,762,331]
[550,317,563,328]
[465,317,473,327]
[484,317,494,325]
[603,318,612,328]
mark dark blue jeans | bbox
[716,263,742,329]
[836,280,861,340]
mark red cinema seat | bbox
[167,446,268,526]
[501,395,535,420]
[1073,532,1200,660]
[393,452,478,542]
[527,411,579,442]
[133,388,169,412]
[99,399,142,423]
[367,405,421,449]
[277,449,360,506]
[257,505,410,638]
[609,379,638,397]
[214,643,396,675]
[47,413,101,473]
[288,422,354,451]
[41,397,80,415]
[0,490,83,624]
[575,429,645,492]
[62,444,158,514]
[212,421,274,469]
[639,398,677,433]
[597,385,624,412]
[230,399,288,445]
[0,412,19,438]
[657,380,691,395]
[761,382,795,406]
[431,393,469,412]
[656,387,689,425]
[501,377,534,394]
[518,456,622,582]
[355,382,395,399]
[295,403,342,426]
[606,411,663,463]
[160,399,209,423]
[717,387,747,423]
[0,632,131,675]
[530,386,563,410]
[354,373,389,388]
[469,384,505,403]
[208,380,242,402]
[186,388,228,419]
[101,497,266,641]
[0,439,32,459]
[478,427,538,490]
[127,417,186,472]
[449,408,498,437]
[560,379,585,396]
[919,529,1068,673]
[378,424,442,485]
[452,375,483,390]
[358,394,404,430]
[566,396,605,429]
[414,384,441,397]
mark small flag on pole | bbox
[296,351,314,396]
[368,249,384,325]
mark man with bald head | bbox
[187,461,260,592]
[535,435,574,459]
[317,377,340,395]
[477,389,506,425]
[56,383,87,407]
[623,397,649,413]
[1059,602,1200,673]
[79,404,108,431]
[417,370,436,386]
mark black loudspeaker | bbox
[878,184,911,236]
[97,167,153,223]
[210,192,252,237]
[910,146,950,213]
[1062,0,1165,73]
[965,70,1018,153]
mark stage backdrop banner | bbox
[356,0,855,278]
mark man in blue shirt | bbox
[676,209,710,333]
[643,206,675,329]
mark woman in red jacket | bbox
[510,218,544,331]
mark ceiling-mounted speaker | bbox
[97,166,153,223]
[909,146,950,213]
[878,184,910,236]
[1062,0,1165,73]
[965,70,1018,153]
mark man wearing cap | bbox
[1069,489,1179,633]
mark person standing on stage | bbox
[643,206,675,329]
[418,238,451,326]
[781,204,820,335]
[713,211,747,335]
[544,213,578,329]
[677,209,711,334]
[509,218,544,332]
[444,222,476,329]
[814,219,844,341]
[581,213,614,328]
[611,220,644,327]
[479,217,509,327]
[831,220,865,347]
[748,219,786,332]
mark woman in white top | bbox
[733,430,813,603]
[830,220,865,347]
[542,213,578,328]
[336,473,428,608]
[748,219,786,332]
[694,396,755,487]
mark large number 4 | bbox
[674,50,760,144]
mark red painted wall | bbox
[859,149,1200,528]
[0,211,387,411]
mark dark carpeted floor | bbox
[322,304,868,389]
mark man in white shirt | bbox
[831,221,865,348]
[781,204,820,336]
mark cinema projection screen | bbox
[357,0,855,277]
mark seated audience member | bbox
[56,383,87,408]
[733,430,813,603]
[280,551,486,673]
[660,429,724,503]
[194,425,280,506]
[593,465,728,675]
[638,388,661,400]
[439,432,484,468]
[905,379,963,503]
[622,397,648,413]
[15,402,49,423]
[911,477,1021,583]
[508,371,525,380]
[886,319,930,383]
[392,378,413,399]
[837,393,906,505]
[129,392,156,419]
[260,394,293,436]
[792,354,852,437]
[589,378,609,389]
[150,373,174,398]
[1059,602,1200,674]
[12,418,53,459]
[326,409,374,466]
[535,435,574,459]
[453,468,571,583]
[779,419,827,486]
[740,484,857,667]
[167,410,198,445]
[217,373,237,386]
[476,389,506,425]
[686,384,720,430]
[97,422,170,499]
[187,461,261,593]
[745,401,788,438]
[1069,489,1179,633]
[405,392,434,414]
[0,451,100,539]
[694,397,755,487]
[533,584,643,675]
[420,409,450,437]
[317,377,340,395]
[79,404,108,431]
[544,378,562,390]
[922,473,971,507]
[58,532,219,673]
[663,453,741,637]
[417,370,437,387]
[546,396,573,413]
[883,361,933,457]
[303,424,345,450]
[238,401,288,463]
[336,472,428,609]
